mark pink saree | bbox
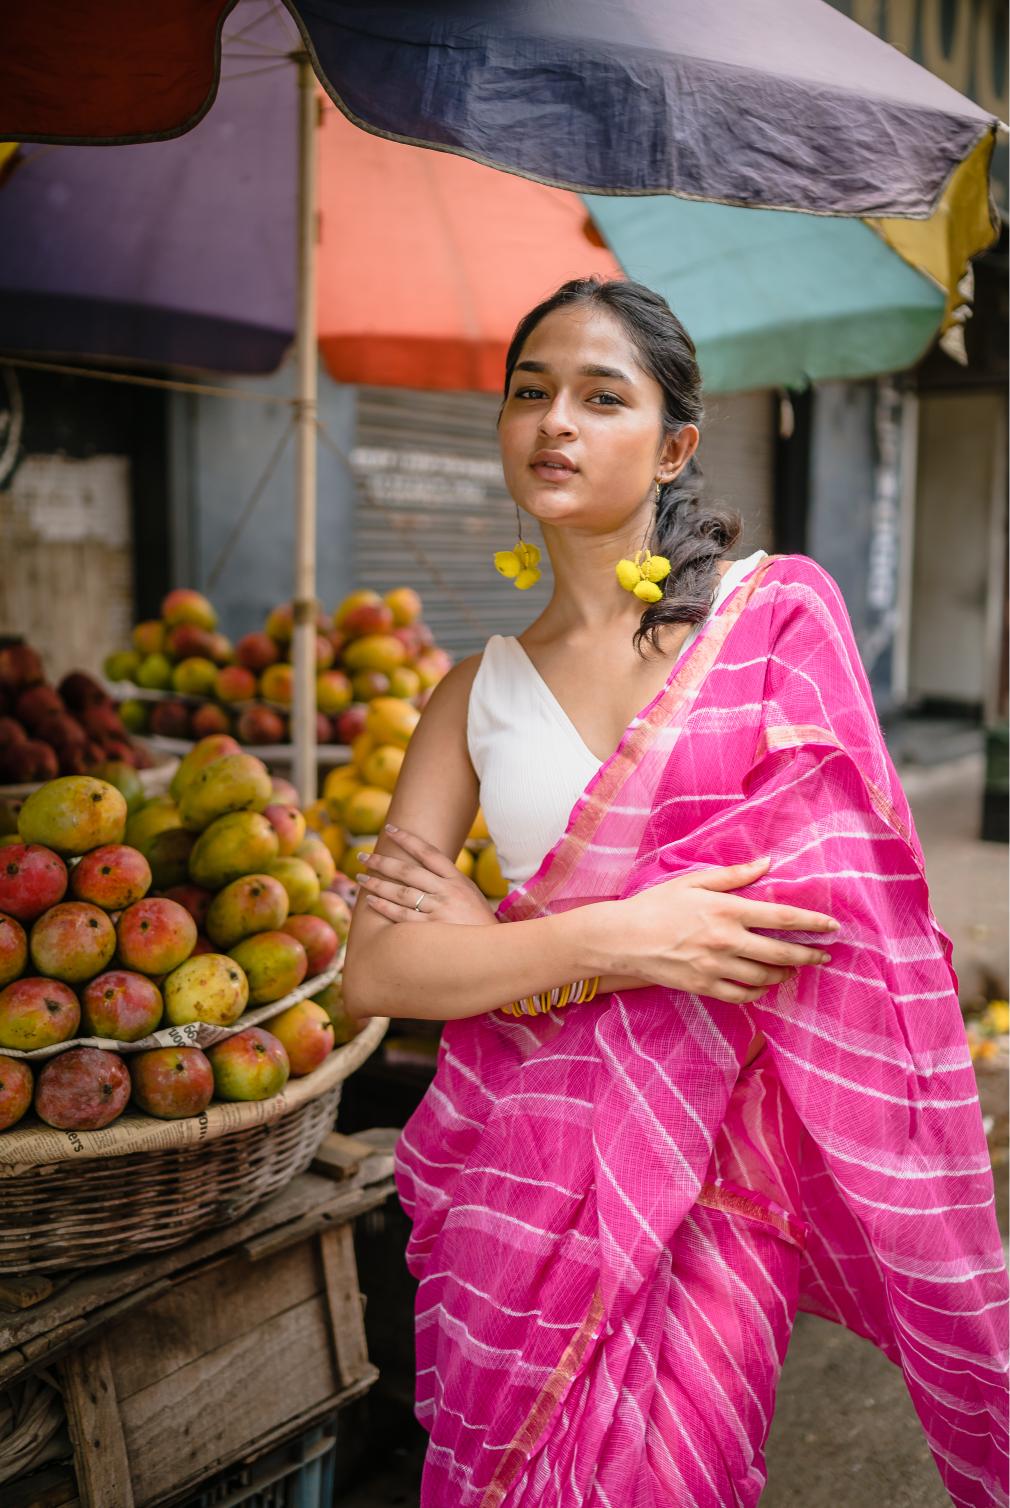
[395,554,1008,1507]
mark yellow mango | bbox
[340,839,375,881]
[467,808,490,842]
[362,744,405,794]
[475,844,509,900]
[343,786,393,837]
[364,697,421,749]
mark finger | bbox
[734,935,832,970]
[364,850,443,891]
[717,958,795,989]
[358,873,430,910]
[383,826,458,878]
[706,981,771,1005]
[689,858,772,893]
[732,899,840,934]
[364,894,426,922]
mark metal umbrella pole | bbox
[291,50,319,808]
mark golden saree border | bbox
[479,1288,607,1508]
[757,723,919,858]
[501,555,783,925]
[697,1179,809,1251]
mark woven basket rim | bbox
[0,1016,388,1175]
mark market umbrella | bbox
[0,90,976,396]
[4,1,1000,223]
[2,0,1002,799]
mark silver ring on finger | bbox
[413,890,426,911]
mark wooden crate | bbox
[0,1140,395,1508]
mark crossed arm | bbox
[341,658,839,1023]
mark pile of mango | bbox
[966,999,1010,1063]
[104,584,454,748]
[311,697,509,901]
[0,744,358,1135]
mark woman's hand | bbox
[356,825,499,927]
[609,857,840,1005]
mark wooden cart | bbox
[0,1132,397,1508]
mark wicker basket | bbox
[0,1016,387,1273]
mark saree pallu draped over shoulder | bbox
[395,555,1009,1508]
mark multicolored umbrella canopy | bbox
[0,19,993,395]
[0,89,621,389]
[1,0,1001,801]
[2,0,1001,330]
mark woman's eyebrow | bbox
[513,359,634,382]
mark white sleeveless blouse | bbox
[467,551,766,889]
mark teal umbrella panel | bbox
[584,193,947,394]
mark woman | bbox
[343,278,1007,1507]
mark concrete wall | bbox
[167,357,357,642]
[807,379,911,711]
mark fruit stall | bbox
[99,584,451,771]
[0,581,511,1504]
[0,719,389,1502]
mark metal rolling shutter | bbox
[352,387,775,661]
[353,388,549,661]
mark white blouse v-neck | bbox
[467,551,766,890]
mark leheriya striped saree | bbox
[395,555,1008,1507]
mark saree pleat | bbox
[395,555,1008,1507]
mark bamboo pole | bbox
[292,52,319,807]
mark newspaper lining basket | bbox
[0,1016,387,1273]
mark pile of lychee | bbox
[0,641,150,784]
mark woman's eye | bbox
[514,386,548,400]
[590,392,623,406]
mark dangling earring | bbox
[615,478,671,602]
[494,504,542,590]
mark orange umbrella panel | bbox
[316,107,621,395]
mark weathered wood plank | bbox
[121,1298,337,1506]
[58,1333,135,1508]
[310,1130,374,1181]
[148,1374,378,1508]
[0,1172,393,1379]
[319,1224,370,1388]
[107,1241,321,1402]
[0,1272,57,1310]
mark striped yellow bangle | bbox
[503,976,601,1018]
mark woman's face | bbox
[498,303,697,534]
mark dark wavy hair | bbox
[501,276,741,655]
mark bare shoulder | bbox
[414,651,483,732]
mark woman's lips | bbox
[530,461,578,483]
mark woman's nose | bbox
[539,396,578,437]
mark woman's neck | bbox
[531,518,652,637]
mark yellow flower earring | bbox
[494,507,542,590]
[616,478,671,603]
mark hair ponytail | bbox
[637,454,741,655]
